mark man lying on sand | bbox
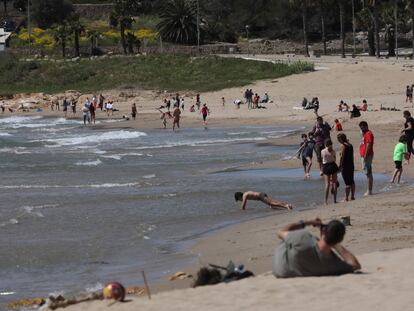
[273,218,360,278]
[234,191,292,210]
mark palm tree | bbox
[126,31,141,53]
[86,30,100,56]
[53,24,69,58]
[357,6,376,56]
[367,0,381,58]
[289,0,310,57]
[318,0,327,55]
[409,0,414,58]
[68,14,85,58]
[3,0,8,15]
[339,0,346,58]
[157,0,198,45]
[111,0,142,55]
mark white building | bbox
[0,28,12,52]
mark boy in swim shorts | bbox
[234,191,292,210]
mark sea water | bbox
[0,116,388,304]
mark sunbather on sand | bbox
[234,191,292,210]
[273,218,361,278]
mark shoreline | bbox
[3,60,414,309]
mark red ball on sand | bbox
[103,282,126,301]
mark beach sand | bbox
[3,58,414,310]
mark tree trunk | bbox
[388,27,395,57]
[339,2,345,58]
[302,4,309,57]
[90,37,94,55]
[368,28,375,56]
[3,0,7,15]
[74,29,80,57]
[319,0,327,55]
[62,39,66,58]
[120,20,127,55]
[373,4,380,58]
[411,0,414,59]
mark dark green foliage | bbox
[0,53,313,95]
[31,0,74,28]
[157,0,198,44]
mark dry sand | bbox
[4,58,414,310]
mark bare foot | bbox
[286,204,293,210]
[364,191,372,196]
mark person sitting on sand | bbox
[342,102,350,112]
[234,191,292,210]
[350,104,361,119]
[338,100,345,112]
[360,99,368,112]
[273,218,361,278]
[261,92,269,104]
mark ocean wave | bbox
[0,147,31,154]
[75,159,103,166]
[0,115,42,124]
[0,132,11,136]
[4,117,82,129]
[41,130,147,147]
[143,174,156,179]
[101,152,143,160]
[133,137,267,150]
[0,182,141,189]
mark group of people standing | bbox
[244,89,269,109]
[298,116,374,205]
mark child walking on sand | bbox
[391,135,408,183]
[297,133,315,179]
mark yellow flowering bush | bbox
[33,34,55,50]
[134,29,158,41]
[32,27,45,36]
[103,30,120,43]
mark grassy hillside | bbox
[0,54,313,95]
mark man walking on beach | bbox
[273,218,360,278]
[173,106,181,131]
[312,117,332,176]
[359,121,374,196]
[402,110,414,155]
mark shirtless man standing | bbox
[234,191,292,210]
[173,106,181,131]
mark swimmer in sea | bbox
[234,191,292,210]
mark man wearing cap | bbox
[273,218,360,278]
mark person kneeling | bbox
[273,218,360,278]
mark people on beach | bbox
[158,109,172,129]
[89,101,96,124]
[82,104,89,125]
[312,116,332,176]
[234,99,242,109]
[360,99,368,112]
[201,103,210,126]
[1,102,5,113]
[401,110,414,155]
[337,133,355,201]
[391,135,408,184]
[334,119,343,131]
[106,102,113,116]
[273,218,361,278]
[261,92,269,104]
[63,97,68,117]
[297,133,315,179]
[350,104,361,119]
[173,106,181,131]
[99,94,105,111]
[71,98,77,115]
[196,93,201,111]
[234,191,292,210]
[359,121,374,196]
[405,85,413,104]
[131,103,137,120]
[322,139,339,205]
[221,97,225,107]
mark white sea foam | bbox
[133,137,267,150]
[143,174,156,179]
[101,152,143,160]
[42,130,147,147]
[75,159,103,166]
[0,291,16,296]
[0,147,30,154]
[0,116,43,124]
[0,132,11,136]
[0,182,140,189]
